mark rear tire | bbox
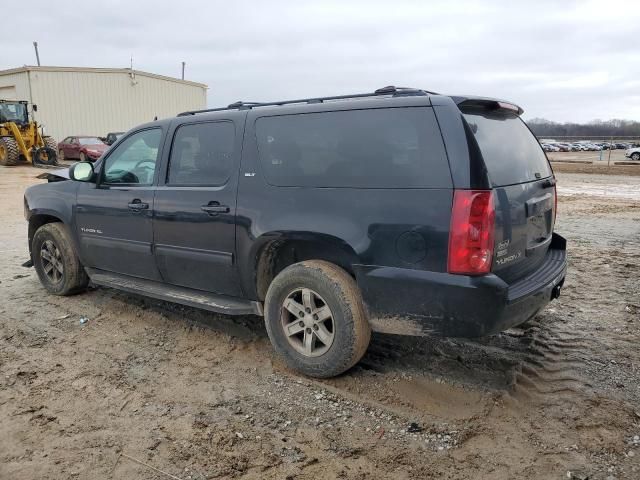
[264,260,371,378]
[32,223,89,296]
[58,149,65,161]
[0,137,20,166]
[632,153,640,161]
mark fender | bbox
[24,180,83,261]
[241,230,360,300]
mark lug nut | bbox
[306,328,312,334]
[313,314,318,320]
[313,324,319,331]
[298,311,304,318]
[298,321,304,327]
[305,308,311,313]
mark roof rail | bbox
[177,85,437,116]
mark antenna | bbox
[33,41,41,66]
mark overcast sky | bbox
[3,0,639,123]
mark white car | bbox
[625,148,640,161]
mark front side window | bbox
[255,107,449,188]
[102,129,161,185]
[167,121,235,186]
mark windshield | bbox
[0,102,27,123]
[463,111,552,186]
[79,137,104,145]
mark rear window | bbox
[463,111,552,186]
[255,107,450,188]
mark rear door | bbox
[461,109,556,282]
[153,118,244,296]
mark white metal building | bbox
[0,66,207,141]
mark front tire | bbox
[264,260,371,378]
[0,137,20,166]
[632,153,640,161]
[32,223,89,295]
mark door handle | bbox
[201,202,230,215]
[128,199,149,211]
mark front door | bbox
[59,137,74,160]
[153,119,243,296]
[76,128,163,280]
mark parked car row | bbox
[540,141,640,153]
[56,131,124,162]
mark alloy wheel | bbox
[40,240,64,284]
[280,288,335,357]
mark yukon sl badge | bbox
[80,227,103,234]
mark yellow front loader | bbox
[0,100,58,166]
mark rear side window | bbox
[255,107,450,188]
[168,121,235,186]
[463,111,552,186]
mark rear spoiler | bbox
[451,96,524,116]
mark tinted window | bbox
[103,129,161,185]
[463,112,552,186]
[168,122,235,186]
[255,107,449,188]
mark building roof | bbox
[0,65,208,89]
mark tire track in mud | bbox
[333,310,606,422]
[506,318,599,404]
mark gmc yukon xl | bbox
[24,86,567,377]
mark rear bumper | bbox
[354,233,567,338]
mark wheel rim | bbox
[280,288,335,357]
[40,240,64,284]
[0,144,6,162]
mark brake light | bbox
[553,181,558,225]
[448,190,495,275]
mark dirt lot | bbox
[549,150,640,177]
[1,165,639,479]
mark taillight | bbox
[448,190,495,275]
[553,181,558,225]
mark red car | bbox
[57,136,108,162]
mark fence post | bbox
[607,136,612,167]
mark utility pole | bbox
[181,62,186,80]
[33,42,41,66]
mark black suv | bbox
[24,86,567,378]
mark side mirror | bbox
[69,161,94,182]
[32,104,38,112]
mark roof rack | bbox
[177,85,438,116]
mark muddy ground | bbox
[1,166,639,479]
